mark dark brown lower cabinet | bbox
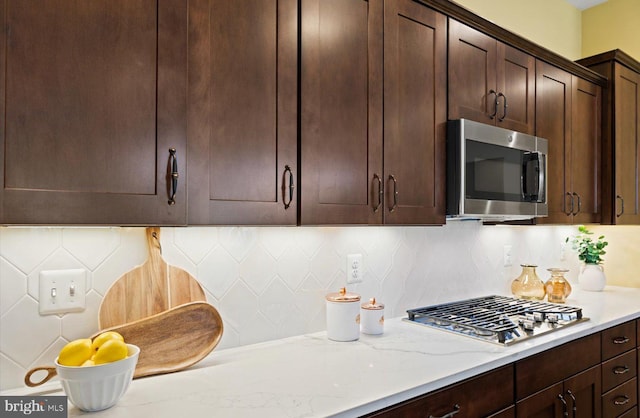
[516,366,601,418]
[363,365,514,418]
[363,322,640,418]
[515,333,602,417]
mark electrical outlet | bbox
[39,269,86,315]
[346,254,363,284]
[503,245,513,267]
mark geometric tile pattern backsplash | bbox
[0,222,635,390]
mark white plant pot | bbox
[579,263,606,292]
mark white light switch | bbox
[39,269,86,315]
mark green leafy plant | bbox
[565,225,608,264]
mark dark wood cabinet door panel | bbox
[1,0,187,224]
[300,0,383,224]
[535,60,573,224]
[448,19,497,124]
[497,43,535,134]
[571,76,601,224]
[383,0,446,225]
[187,0,297,224]
[615,64,640,224]
[564,365,601,418]
[516,382,564,418]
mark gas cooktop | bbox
[404,295,588,346]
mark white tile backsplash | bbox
[1,223,638,391]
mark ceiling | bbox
[565,0,608,10]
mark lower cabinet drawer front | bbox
[602,321,637,361]
[516,333,601,400]
[618,405,638,418]
[602,377,637,418]
[603,350,638,393]
[366,365,514,418]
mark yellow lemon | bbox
[81,359,95,367]
[91,331,124,352]
[93,339,128,365]
[58,338,93,366]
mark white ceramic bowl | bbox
[55,343,139,412]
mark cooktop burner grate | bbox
[405,295,586,345]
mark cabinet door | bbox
[187,0,297,225]
[564,365,602,418]
[535,60,573,224]
[496,43,535,134]
[571,77,601,224]
[614,63,640,224]
[383,0,446,225]
[516,382,564,418]
[300,0,383,224]
[448,19,497,124]
[0,0,187,225]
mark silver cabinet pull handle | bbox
[616,195,624,217]
[429,404,460,418]
[168,148,179,205]
[614,395,630,406]
[388,174,398,213]
[613,336,630,344]
[282,165,294,209]
[613,365,629,374]
[566,390,577,418]
[372,174,383,213]
[488,90,498,119]
[558,394,569,418]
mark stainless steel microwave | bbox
[447,119,548,221]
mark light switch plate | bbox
[39,269,86,315]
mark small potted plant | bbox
[565,225,608,291]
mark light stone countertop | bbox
[7,286,640,418]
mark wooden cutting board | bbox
[98,227,206,329]
[24,302,223,386]
[99,301,223,378]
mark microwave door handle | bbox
[538,153,546,203]
[522,152,543,202]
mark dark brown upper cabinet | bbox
[448,19,535,134]
[300,0,446,225]
[187,0,298,225]
[578,50,640,225]
[536,61,601,224]
[0,0,187,225]
[383,0,447,225]
[300,0,384,225]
